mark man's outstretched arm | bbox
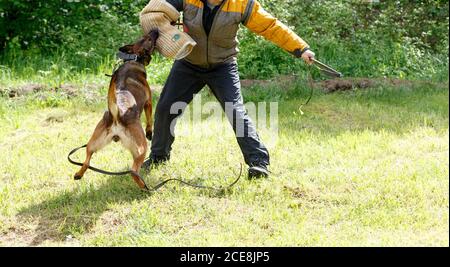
[243,0,315,64]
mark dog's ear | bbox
[148,29,159,53]
[149,29,159,43]
[119,44,134,54]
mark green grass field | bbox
[0,77,448,246]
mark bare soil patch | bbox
[1,77,446,100]
[2,82,163,99]
[241,75,448,93]
[241,74,297,89]
[2,83,105,98]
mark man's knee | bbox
[224,102,250,124]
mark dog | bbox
[73,30,159,190]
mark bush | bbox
[0,0,448,81]
[238,0,449,80]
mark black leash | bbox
[68,144,242,192]
[68,145,132,176]
[105,60,122,78]
[299,58,343,114]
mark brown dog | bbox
[74,30,159,189]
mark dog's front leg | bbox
[144,99,153,140]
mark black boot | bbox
[248,163,269,179]
[141,154,170,170]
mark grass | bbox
[0,73,448,246]
[0,52,174,89]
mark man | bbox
[142,0,315,178]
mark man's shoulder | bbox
[183,0,252,6]
[222,0,253,13]
[183,0,202,8]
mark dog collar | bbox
[117,51,141,62]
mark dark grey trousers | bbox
[151,60,270,166]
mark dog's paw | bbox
[132,175,149,191]
[74,173,83,180]
[146,131,153,141]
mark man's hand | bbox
[293,48,315,65]
[301,50,315,65]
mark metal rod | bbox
[312,58,343,78]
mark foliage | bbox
[238,0,449,79]
[0,0,448,80]
[0,0,146,50]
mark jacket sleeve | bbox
[243,0,309,54]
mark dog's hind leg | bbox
[123,122,149,189]
[74,114,112,180]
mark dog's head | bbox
[119,29,159,66]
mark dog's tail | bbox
[108,77,138,122]
[108,75,119,122]
[115,90,137,117]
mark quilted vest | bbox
[182,0,254,68]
